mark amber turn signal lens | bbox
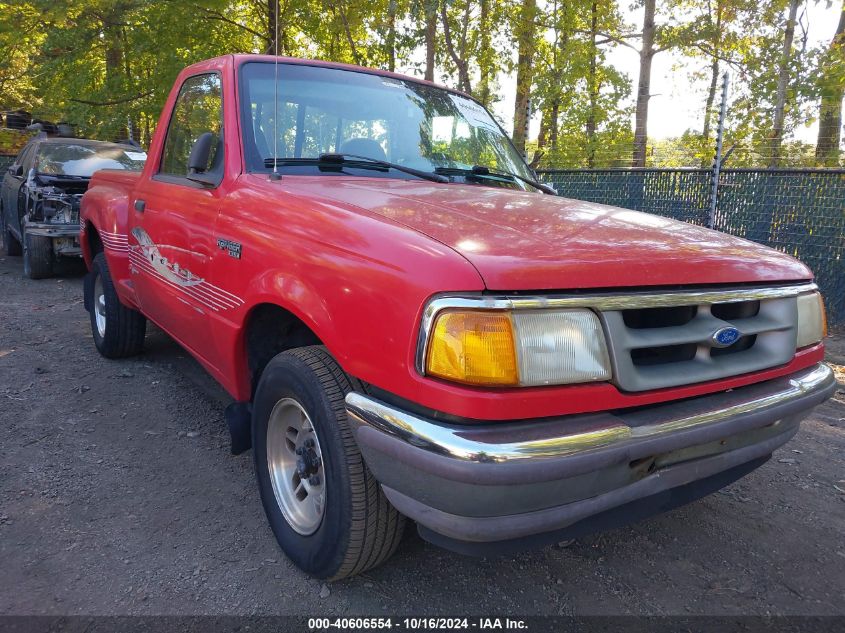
[425,310,518,386]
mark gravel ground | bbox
[1,252,844,617]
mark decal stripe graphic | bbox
[100,230,129,253]
[125,226,244,312]
[128,253,227,312]
[194,281,241,303]
[128,252,244,312]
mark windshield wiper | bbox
[264,153,449,184]
[434,165,557,195]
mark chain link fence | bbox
[3,140,842,325]
[538,167,845,326]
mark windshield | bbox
[238,62,534,185]
[36,143,147,177]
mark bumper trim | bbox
[414,456,769,555]
[345,363,834,465]
[394,434,784,543]
[347,363,834,545]
[383,427,792,543]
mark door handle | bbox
[134,199,145,212]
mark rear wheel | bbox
[87,252,147,358]
[252,346,405,579]
[22,228,54,279]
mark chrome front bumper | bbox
[346,363,835,550]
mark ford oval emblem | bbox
[711,326,741,348]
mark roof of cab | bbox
[184,53,475,101]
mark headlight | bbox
[796,291,827,348]
[424,308,611,387]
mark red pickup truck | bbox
[80,54,834,580]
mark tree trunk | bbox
[531,109,548,168]
[538,109,549,149]
[701,57,719,166]
[701,0,723,166]
[267,0,277,54]
[143,113,151,149]
[386,0,397,72]
[478,0,493,106]
[103,14,128,141]
[424,0,437,81]
[632,0,656,167]
[586,1,599,168]
[549,102,560,150]
[440,1,472,92]
[104,33,122,86]
[770,0,800,168]
[546,0,567,156]
[336,3,362,65]
[511,0,537,155]
[815,1,845,166]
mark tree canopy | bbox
[1,0,842,167]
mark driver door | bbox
[128,72,224,360]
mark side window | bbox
[159,73,223,177]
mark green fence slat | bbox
[538,168,845,326]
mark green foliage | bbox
[0,127,34,155]
[0,2,44,109]
[0,0,841,168]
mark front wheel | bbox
[252,346,405,579]
[22,229,54,279]
[86,252,147,358]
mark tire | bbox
[252,345,405,580]
[87,252,147,358]
[1,205,21,256]
[22,228,54,279]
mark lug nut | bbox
[295,446,304,455]
[304,438,315,448]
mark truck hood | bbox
[284,177,812,291]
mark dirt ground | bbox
[1,252,844,617]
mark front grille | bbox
[600,294,798,392]
[623,305,696,329]
[630,343,697,366]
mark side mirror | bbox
[8,164,22,177]
[188,132,215,175]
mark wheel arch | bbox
[239,301,325,398]
[82,220,103,268]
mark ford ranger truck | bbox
[79,55,835,580]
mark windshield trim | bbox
[236,60,534,180]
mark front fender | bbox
[80,173,139,306]
[211,181,486,403]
